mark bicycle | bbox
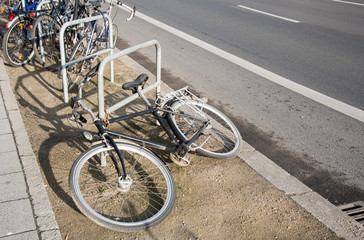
[0,0,18,19]
[2,0,57,66]
[2,13,36,66]
[65,0,134,91]
[30,0,83,70]
[68,63,242,231]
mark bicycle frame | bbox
[81,10,109,56]
[76,92,209,179]
[20,0,37,11]
[72,5,116,63]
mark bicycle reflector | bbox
[27,12,36,17]
[8,13,15,21]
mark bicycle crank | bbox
[170,152,190,166]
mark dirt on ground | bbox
[1,55,343,240]
[0,14,342,237]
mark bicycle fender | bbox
[5,16,19,29]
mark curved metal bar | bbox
[97,40,161,119]
[59,14,114,103]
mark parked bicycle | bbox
[30,0,87,70]
[65,0,134,91]
[67,61,242,231]
[2,0,65,66]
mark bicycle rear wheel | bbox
[167,99,242,159]
[2,18,34,67]
[96,23,118,49]
[69,141,176,232]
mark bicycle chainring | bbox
[169,152,190,166]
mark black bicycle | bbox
[68,64,242,232]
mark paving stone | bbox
[0,118,12,135]
[0,80,18,111]
[0,134,16,153]
[0,151,22,174]
[0,199,36,237]
[1,230,39,240]
[7,109,34,156]
[0,105,6,119]
[0,172,28,202]
[0,92,4,106]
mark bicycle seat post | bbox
[137,86,153,109]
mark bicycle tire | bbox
[167,99,242,159]
[66,35,89,91]
[69,141,176,232]
[108,23,118,47]
[110,23,118,47]
[66,31,100,91]
[2,18,34,67]
[31,15,62,70]
[96,22,118,49]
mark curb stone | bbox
[0,57,62,240]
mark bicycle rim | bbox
[167,99,242,159]
[69,142,176,232]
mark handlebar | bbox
[108,0,135,21]
[86,0,136,21]
[119,3,136,21]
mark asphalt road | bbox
[111,0,364,204]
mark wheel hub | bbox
[117,175,133,192]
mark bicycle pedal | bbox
[169,152,190,167]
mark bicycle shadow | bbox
[12,59,175,213]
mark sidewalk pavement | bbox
[0,57,62,240]
[0,52,363,239]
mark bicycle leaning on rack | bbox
[66,0,134,91]
[68,63,242,232]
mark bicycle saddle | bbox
[122,74,149,92]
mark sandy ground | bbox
[0,51,343,239]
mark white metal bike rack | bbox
[59,14,114,103]
[97,39,162,119]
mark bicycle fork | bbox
[71,98,129,180]
[94,121,128,180]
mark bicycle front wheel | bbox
[31,15,62,70]
[69,142,176,232]
[167,99,242,159]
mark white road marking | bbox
[237,4,300,23]
[118,7,364,123]
[332,0,364,6]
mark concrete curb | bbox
[120,53,364,239]
[240,150,364,240]
[0,57,62,240]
